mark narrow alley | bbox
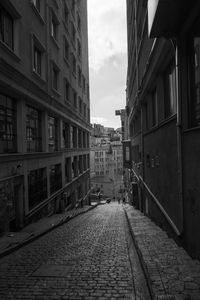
[0,204,150,300]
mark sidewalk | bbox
[124,204,200,300]
[0,201,105,258]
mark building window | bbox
[83,103,86,119]
[72,54,76,75]
[164,60,177,118]
[82,76,86,93]
[73,90,77,108]
[50,164,62,194]
[77,13,81,31]
[71,22,76,45]
[79,97,82,114]
[72,156,78,178]
[64,4,69,25]
[71,0,75,16]
[51,12,58,41]
[65,80,70,102]
[83,131,86,148]
[83,155,87,171]
[33,0,40,12]
[78,66,82,87]
[65,157,71,183]
[64,38,69,61]
[72,126,77,148]
[48,116,57,151]
[151,89,158,127]
[87,108,90,122]
[133,114,141,135]
[26,106,42,152]
[33,46,42,75]
[0,94,16,153]
[52,65,59,90]
[77,39,81,59]
[87,132,89,148]
[63,122,70,148]
[78,129,82,148]
[78,155,83,174]
[28,168,47,209]
[0,6,14,50]
[190,37,200,127]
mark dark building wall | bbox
[183,130,200,258]
[126,0,200,259]
[0,0,91,234]
[143,118,181,230]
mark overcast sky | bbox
[87,0,127,129]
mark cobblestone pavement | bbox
[0,203,137,300]
[124,204,200,300]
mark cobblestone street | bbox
[0,204,142,300]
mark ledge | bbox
[31,4,45,25]
[0,41,21,62]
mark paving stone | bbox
[0,204,135,300]
[124,204,200,300]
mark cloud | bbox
[88,0,127,72]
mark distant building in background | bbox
[0,0,91,234]
[90,124,123,199]
[125,0,200,259]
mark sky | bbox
[87,0,127,130]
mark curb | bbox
[0,203,100,259]
[123,205,155,300]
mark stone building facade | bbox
[0,0,91,233]
[90,125,123,199]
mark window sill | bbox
[144,115,176,136]
[184,126,200,134]
[32,70,46,84]
[0,41,20,62]
[31,4,45,25]
[51,36,60,49]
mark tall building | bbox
[126,0,200,259]
[0,0,91,234]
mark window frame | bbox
[26,105,42,152]
[48,115,58,152]
[51,11,59,42]
[0,93,17,153]
[33,0,40,12]
[0,5,14,50]
[28,168,47,210]
[49,164,62,195]
[188,34,200,128]
[164,60,177,119]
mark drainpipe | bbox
[174,39,184,235]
